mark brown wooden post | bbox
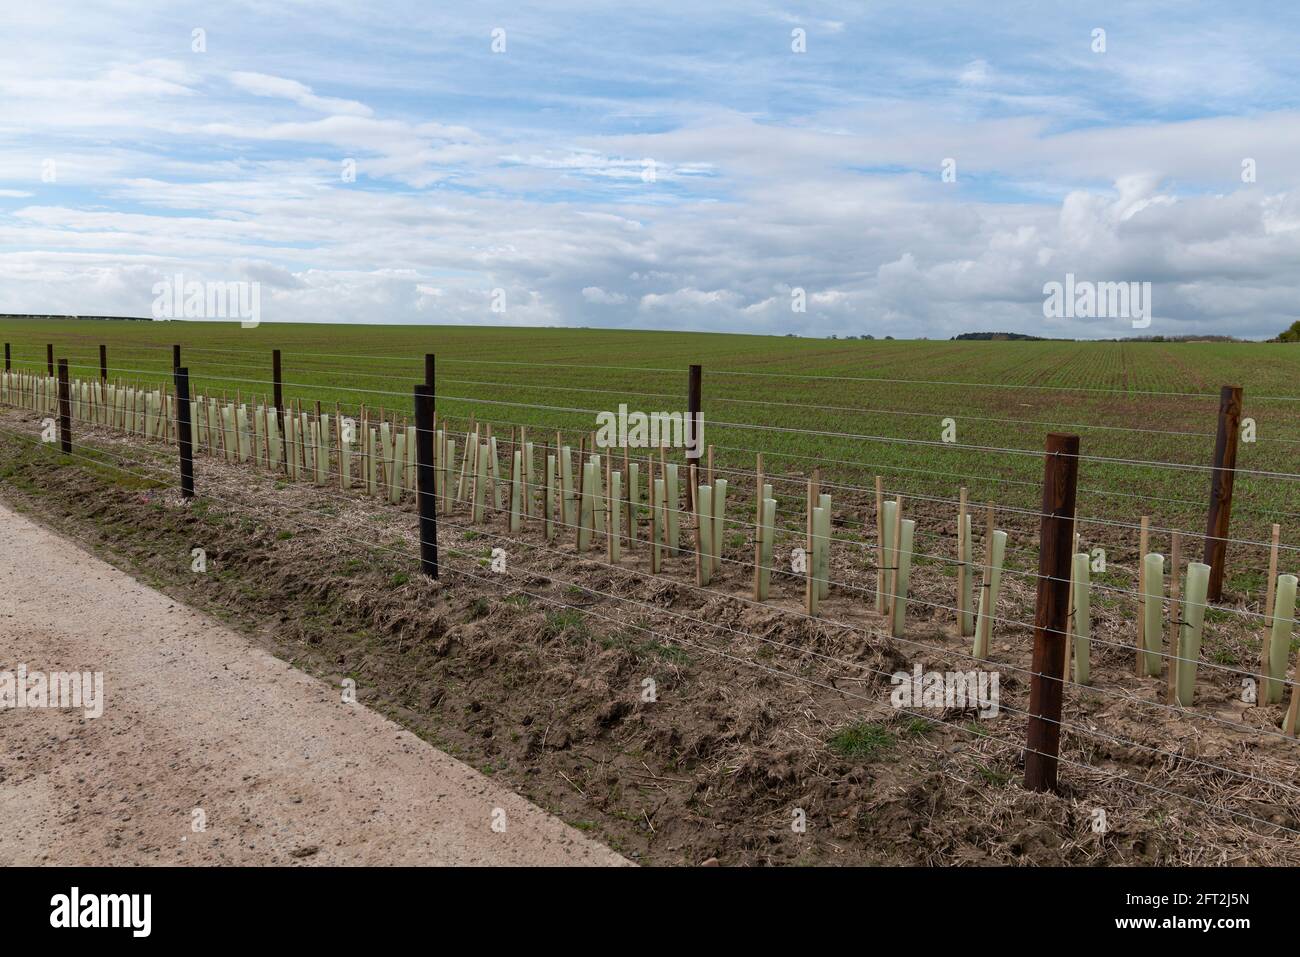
[98,344,107,380]
[1024,432,1080,793]
[172,344,181,370]
[56,359,72,453]
[1202,385,1242,602]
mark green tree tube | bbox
[509,450,522,532]
[339,417,350,488]
[973,530,1007,658]
[652,477,665,569]
[524,441,534,516]
[545,453,557,538]
[489,436,502,508]
[698,485,714,585]
[610,470,622,562]
[713,478,728,574]
[391,432,407,504]
[960,513,975,636]
[1265,574,1298,704]
[667,463,680,552]
[818,493,832,599]
[1176,562,1211,706]
[443,439,456,512]
[318,414,331,484]
[878,500,897,614]
[405,425,416,493]
[808,505,825,612]
[590,455,605,534]
[578,460,594,551]
[560,446,575,526]
[1142,552,1164,677]
[891,518,917,637]
[759,497,775,599]
[1073,551,1091,685]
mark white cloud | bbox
[581,286,627,304]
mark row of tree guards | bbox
[4,344,1296,791]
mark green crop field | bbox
[2,316,1298,556]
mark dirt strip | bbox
[0,501,628,866]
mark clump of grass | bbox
[1208,644,1239,666]
[895,716,933,738]
[972,762,1011,787]
[389,571,410,587]
[828,721,895,759]
[467,596,490,620]
[635,639,689,665]
[276,530,293,541]
[543,608,589,641]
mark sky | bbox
[2,1,1300,339]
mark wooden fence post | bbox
[1202,385,1242,602]
[99,344,107,381]
[56,359,71,454]
[414,383,439,579]
[4,343,10,371]
[47,343,54,377]
[175,366,195,498]
[1024,432,1080,793]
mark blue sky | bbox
[2,1,1300,338]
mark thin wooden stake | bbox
[1166,531,1182,704]
[1262,523,1281,683]
[753,453,765,601]
[874,476,885,614]
[976,505,995,658]
[1136,516,1150,675]
[957,487,968,630]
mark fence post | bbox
[47,343,54,377]
[56,359,71,454]
[1024,432,1080,793]
[175,366,195,498]
[686,364,702,510]
[172,344,181,370]
[272,349,284,421]
[425,353,435,389]
[99,344,107,381]
[4,343,9,371]
[1202,385,1242,602]
[415,383,439,579]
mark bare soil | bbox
[0,405,1296,866]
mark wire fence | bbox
[2,335,1298,851]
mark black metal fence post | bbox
[56,359,71,454]
[415,383,439,579]
[175,366,195,498]
[272,348,284,423]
